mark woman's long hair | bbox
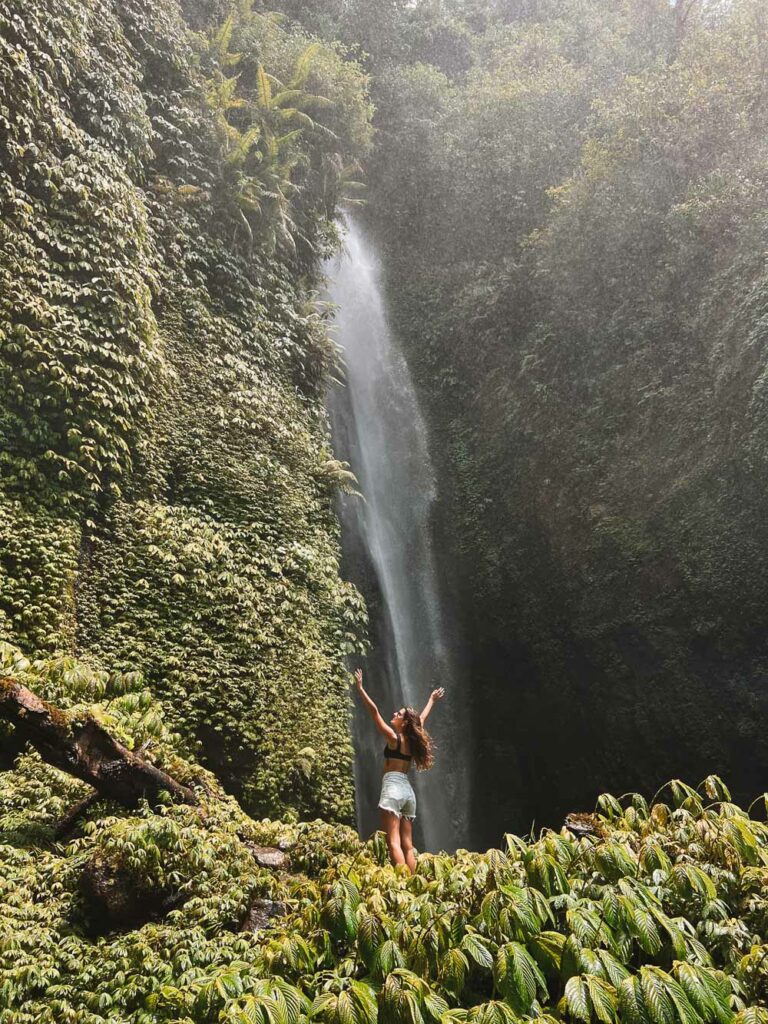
[401,708,434,771]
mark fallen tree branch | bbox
[0,677,197,807]
[0,727,25,770]
[54,792,101,840]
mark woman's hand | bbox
[353,671,394,741]
[420,686,444,722]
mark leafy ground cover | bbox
[3,645,768,1024]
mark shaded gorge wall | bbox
[356,0,768,847]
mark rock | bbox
[80,856,184,933]
[564,812,604,838]
[240,898,287,933]
[248,844,289,869]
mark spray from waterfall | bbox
[326,218,471,853]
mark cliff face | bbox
[359,0,768,843]
[0,0,371,821]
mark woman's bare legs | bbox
[381,809,406,867]
[399,817,417,874]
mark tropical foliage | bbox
[5,2,768,1018]
[0,0,371,821]
[4,645,768,1024]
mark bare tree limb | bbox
[54,792,101,840]
[0,677,198,807]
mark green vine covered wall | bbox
[0,0,372,821]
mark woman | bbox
[354,668,444,872]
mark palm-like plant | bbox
[201,13,355,257]
[263,775,768,1024]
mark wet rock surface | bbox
[240,898,287,933]
[246,844,290,869]
[80,857,184,933]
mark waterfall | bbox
[326,219,471,853]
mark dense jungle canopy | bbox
[4,0,768,1020]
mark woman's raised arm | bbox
[420,687,445,724]
[354,669,397,743]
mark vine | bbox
[0,0,372,820]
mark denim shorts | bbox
[378,771,417,820]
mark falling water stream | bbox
[326,219,470,853]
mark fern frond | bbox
[257,64,273,108]
[290,41,322,87]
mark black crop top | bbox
[383,734,412,762]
